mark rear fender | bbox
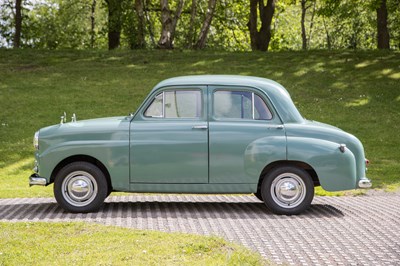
[287,137,357,191]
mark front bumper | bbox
[29,174,48,186]
[358,178,372,189]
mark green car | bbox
[30,75,371,215]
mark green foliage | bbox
[206,0,251,51]
[0,0,108,49]
[1,0,399,50]
[388,0,400,49]
[0,49,399,198]
[0,222,266,265]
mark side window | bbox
[145,90,202,118]
[144,93,163,117]
[213,90,272,120]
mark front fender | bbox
[38,140,129,190]
[287,137,357,191]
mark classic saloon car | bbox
[30,75,371,215]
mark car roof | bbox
[154,75,289,96]
[149,75,304,123]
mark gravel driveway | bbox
[1,192,399,265]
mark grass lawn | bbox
[0,222,266,265]
[0,49,399,198]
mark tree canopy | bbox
[0,0,399,51]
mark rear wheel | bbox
[54,162,108,213]
[261,166,314,215]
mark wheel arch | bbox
[50,155,112,192]
[257,160,319,193]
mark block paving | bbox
[1,193,399,265]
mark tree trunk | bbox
[106,0,123,50]
[301,0,307,50]
[158,0,185,49]
[307,0,316,47]
[135,0,146,48]
[377,0,390,49]
[144,0,156,46]
[13,0,22,48]
[90,0,96,49]
[194,0,217,49]
[186,0,198,48]
[322,17,331,50]
[158,0,173,49]
[248,0,276,51]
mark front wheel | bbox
[54,162,108,213]
[261,166,314,215]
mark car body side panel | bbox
[285,122,367,185]
[129,120,209,184]
[37,118,130,191]
[208,85,287,184]
[129,85,209,185]
[128,183,257,193]
[38,141,130,191]
[244,135,287,179]
[287,136,357,191]
[209,122,287,184]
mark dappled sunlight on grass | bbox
[0,167,53,198]
[1,158,33,175]
[126,64,146,70]
[1,49,399,198]
[315,187,345,196]
[381,69,393,75]
[315,187,368,196]
[345,96,370,107]
[355,60,378,69]
[0,158,54,198]
[293,69,307,77]
[383,183,400,192]
[389,72,400,79]
[104,56,125,61]
[0,222,266,265]
[331,81,348,90]
[192,60,208,67]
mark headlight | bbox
[33,131,39,150]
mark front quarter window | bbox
[144,93,163,118]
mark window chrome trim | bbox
[162,91,165,118]
[251,92,255,120]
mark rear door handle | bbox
[192,125,208,130]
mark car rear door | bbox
[208,86,287,184]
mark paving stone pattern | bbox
[1,194,399,265]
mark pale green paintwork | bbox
[33,75,368,193]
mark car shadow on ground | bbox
[0,201,344,221]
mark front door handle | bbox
[192,125,208,130]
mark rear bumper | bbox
[358,178,372,189]
[29,174,48,186]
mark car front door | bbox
[130,86,208,184]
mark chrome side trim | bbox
[29,174,47,186]
[358,178,372,189]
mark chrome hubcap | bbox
[271,173,306,208]
[62,171,98,207]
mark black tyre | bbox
[261,166,314,215]
[254,190,263,201]
[54,161,108,213]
